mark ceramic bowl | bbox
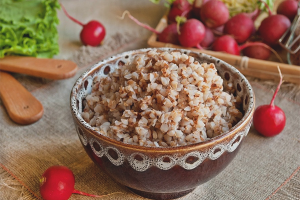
[70,48,255,200]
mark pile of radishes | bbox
[136,0,299,61]
[122,0,293,138]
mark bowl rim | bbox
[70,48,255,153]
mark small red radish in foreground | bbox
[224,13,255,44]
[200,0,229,28]
[178,19,206,48]
[258,1,291,45]
[121,11,179,45]
[253,67,286,137]
[277,0,299,21]
[60,4,106,46]
[168,0,192,23]
[40,166,120,200]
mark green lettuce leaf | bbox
[0,0,60,58]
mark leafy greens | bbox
[0,0,60,58]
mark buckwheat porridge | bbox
[81,49,243,147]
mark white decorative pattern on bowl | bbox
[76,122,251,171]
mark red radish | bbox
[239,42,283,62]
[253,67,286,137]
[168,0,192,23]
[172,0,191,8]
[212,35,283,61]
[60,3,106,46]
[200,0,229,28]
[191,0,210,20]
[168,7,190,23]
[242,45,271,60]
[258,1,291,45]
[224,13,255,44]
[212,35,240,55]
[158,23,180,45]
[258,15,291,45]
[200,27,215,48]
[223,8,260,43]
[277,0,299,21]
[40,166,119,200]
[121,11,179,45]
[178,19,206,48]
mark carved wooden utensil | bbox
[0,56,78,80]
[0,56,78,124]
[0,71,44,125]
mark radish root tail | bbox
[60,3,84,26]
[119,10,130,20]
[73,190,123,198]
[119,11,160,35]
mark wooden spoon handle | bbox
[0,56,78,80]
[0,71,44,125]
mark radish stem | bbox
[258,0,273,16]
[60,3,84,26]
[270,66,283,107]
[245,8,261,21]
[120,11,160,35]
[175,16,187,35]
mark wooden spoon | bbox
[0,71,44,125]
[0,56,78,80]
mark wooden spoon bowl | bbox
[0,71,44,125]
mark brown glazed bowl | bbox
[70,48,255,200]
